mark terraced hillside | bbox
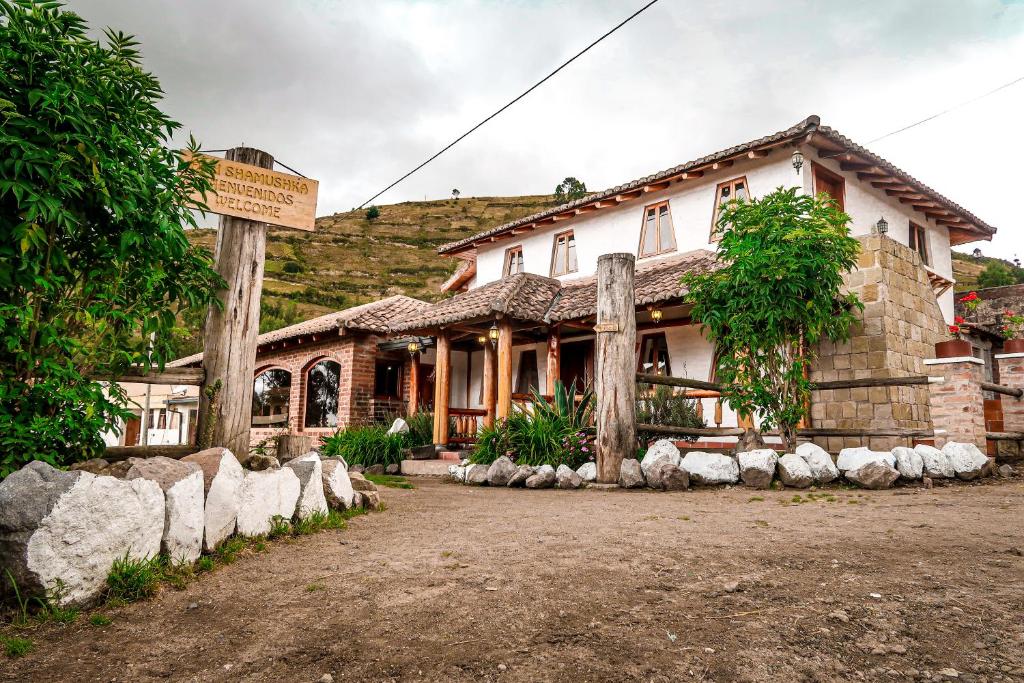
[188,194,558,322]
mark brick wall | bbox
[810,235,945,451]
[926,358,987,449]
[995,353,1024,461]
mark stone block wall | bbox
[810,235,946,452]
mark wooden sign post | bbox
[594,253,637,483]
[194,147,318,458]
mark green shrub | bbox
[2,636,32,658]
[365,205,381,220]
[106,553,162,603]
[635,383,705,440]
[267,515,292,539]
[404,410,434,448]
[282,260,303,274]
[89,613,111,627]
[470,420,510,465]
[320,425,407,466]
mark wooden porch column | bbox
[432,331,451,445]
[483,341,497,427]
[546,326,561,393]
[408,351,420,416]
[595,253,637,484]
[496,319,514,419]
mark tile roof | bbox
[168,295,429,367]
[438,114,995,255]
[387,250,719,332]
[388,273,562,333]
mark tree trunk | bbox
[197,147,273,459]
[276,434,315,463]
[595,253,637,483]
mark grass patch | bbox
[89,613,111,627]
[196,556,215,573]
[214,537,248,565]
[754,519,770,528]
[268,515,293,539]
[364,474,414,489]
[747,496,765,502]
[305,583,325,593]
[2,636,32,658]
[106,553,162,603]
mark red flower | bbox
[959,292,979,303]
[1006,310,1016,316]
[949,325,961,334]
[954,316,965,324]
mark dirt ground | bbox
[3,476,1024,683]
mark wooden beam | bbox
[594,199,620,209]
[432,330,451,445]
[105,444,195,462]
[680,170,704,179]
[483,340,497,427]
[643,181,671,193]
[711,160,734,170]
[99,366,205,386]
[636,373,722,392]
[747,149,769,159]
[637,424,745,437]
[496,320,513,419]
[840,162,875,172]
[868,177,900,186]
[615,190,642,202]
[546,326,560,394]
[575,205,598,214]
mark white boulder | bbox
[386,417,410,435]
[182,447,244,552]
[284,454,329,518]
[486,456,518,486]
[836,447,895,472]
[795,442,840,484]
[448,464,467,482]
[525,464,556,489]
[618,459,645,488]
[236,468,301,537]
[777,453,813,488]
[915,444,954,479]
[124,457,204,564]
[680,452,739,485]
[737,449,777,489]
[555,464,583,489]
[465,464,490,485]
[845,461,900,490]
[321,458,355,509]
[576,462,597,482]
[891,447,924,480]
[942,442,988,481]
[0,461,164,607]
[641,440,681,476]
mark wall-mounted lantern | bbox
[407,340,421,356]
[875,217,888,236]
[650,308,663,324]
[477,334,487,345]
[488,322,499,348]
[791,150,804,175]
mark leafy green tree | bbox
[365,205,381,220]
[683,188,862,449]
[977,262,1017,289]
[554,177,587,203]
[0,1,221,476]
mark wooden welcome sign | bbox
[187,152,319,231]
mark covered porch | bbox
[389,250,745,449]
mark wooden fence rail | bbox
[637,372,936,393]
[104,444,195,462]
[90,366,205,386]
[981,382,1024,399]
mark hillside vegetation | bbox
[952,251,1024,291]
[188,194,558,323]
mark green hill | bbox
[952,251,1024,291]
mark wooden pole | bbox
[197,147,274,459]
[483,340,497,427]
[595,253,637,484]
[408,352,420,415]
[433,330,451,445]
[496,319,513,419]
[546,326,561,393]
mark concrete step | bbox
[438,450,467,462]
[401,459,454,477]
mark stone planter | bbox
[1003,338,1024,354]
[934,339,972,359]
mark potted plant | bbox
[1001,309,1024,353]
[935,316,972,358]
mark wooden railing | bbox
[450,407,487,444]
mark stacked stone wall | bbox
[810,236,946,452]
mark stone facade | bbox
[810,235,946,451]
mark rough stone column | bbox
[995,352,1024,460]
[925,356,987,449]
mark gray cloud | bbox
[71,0,1023,256]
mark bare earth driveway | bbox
[3,477,1024,682]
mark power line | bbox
[357,0,662,208]
[864,74,1024,146]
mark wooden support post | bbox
[595,253,637,484]
[433,331,451,445]
[483,341,497,427]
[546,326,561,393]
[197,147,274,459]
[408,352,420,416]
[496,319,513,419]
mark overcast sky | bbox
[71,0,1024,257]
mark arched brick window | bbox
[252,368,291,427]
[304,359,341,428]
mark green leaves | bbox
[0,1,220,475]
[684,187,863,448]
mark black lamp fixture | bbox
[650,308,663,324]
[406,340,421,356]
[488,322,499,347]
[791,149,804,175]
[875,216,888,236]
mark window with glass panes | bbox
[908,223,929,265]
[710,177,748,241]
[504,246,524,277]
[637,333,672,376]
[639,201,676,257]
[550,231,577,276]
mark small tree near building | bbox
[365,205,381,221]
[977,262,1018,289]
[0,2,221,476]
[554,177,587,203]
[683,187,863,450]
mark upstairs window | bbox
[504,246,524,277]
[812,163,845,210]
[639,201,676,257]
[637,333,672,376]
[710,177,748,242]
[550,230,577,276]
[909,222,929,265]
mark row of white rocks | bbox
[449,440,996,492]
[0,448,376,607]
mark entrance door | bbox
[418,363,436,410]
[560,339,594,391]
[123,416,141,446]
